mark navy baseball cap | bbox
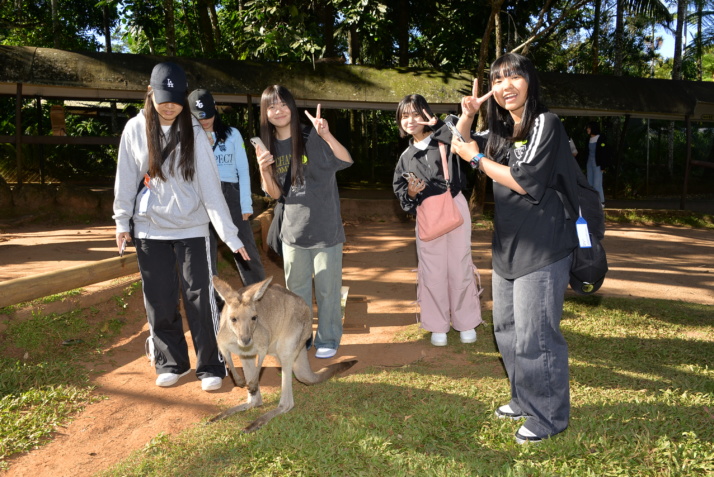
[150,62,188,104]
[188,89,217,120]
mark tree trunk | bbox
[672,0,686,81]
[696,1,702,81]
[52,0,60,49]
[320,3,335,58]
[180,0,198,53]
[495,8,502,56]
[349,25,361,65]
[669,0,687,174]
[397,0,409,67]
[614,0,624,76]
[103,4,112,53]
[209,0,222,48]
[165,0,176,56]
[592,0,600,73]
[196,0,216,54]
[471,0,504,214]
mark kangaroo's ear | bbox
[212,276,235,301]
[251,276,274,302]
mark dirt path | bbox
[0,220,712,476]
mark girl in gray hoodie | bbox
[113,62,248,392]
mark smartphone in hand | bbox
[401,171,418,181]
[445,121,464,142]
[250,137,268,152]
[119,237,127,257]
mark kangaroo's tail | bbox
[293,349,357,385]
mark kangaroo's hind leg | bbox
[243,346,301,433]
[209,353,264,423]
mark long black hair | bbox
[212,113,233,144]
[144,89,195,182]
[395,94,436,138]
[259,85,305,187]
[485,53,548,163]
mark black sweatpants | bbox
[135,236,225,379]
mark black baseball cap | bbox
[188,89,217,120]
[149,62,188,104]
[569,237,608,295]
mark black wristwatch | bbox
[470,153,485,169]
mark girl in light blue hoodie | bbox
[188,88,266,286]
[113,62,248,392]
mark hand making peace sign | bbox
[461,79,494,118]
[304,104,330,138]
[416,109,438,127]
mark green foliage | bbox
[0,0,117,51]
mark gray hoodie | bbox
[113,109,243,252]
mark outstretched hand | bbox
[234,247,250,261]
[461,79,493,118]
[305,104,330,137]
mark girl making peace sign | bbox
[254,85,353,360]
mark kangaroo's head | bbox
[213,276,273,347]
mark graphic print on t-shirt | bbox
[275,153,307,197]
[215,144,233,166]
[513,139,529,161]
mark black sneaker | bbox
[494,404,527,420]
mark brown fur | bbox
[210,276,357,432]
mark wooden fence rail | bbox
[0,253,139,309]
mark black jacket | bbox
[392,116,470,214]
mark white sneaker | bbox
[515,425,543,444]
[459,328,477,343]
[201,376,223,391]
[430,332,448,346]
[315,348,337,359]
[155,369,190,387]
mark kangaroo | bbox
[210,276,357,432]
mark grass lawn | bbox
[83,296,712,476]
[0,209,712,475]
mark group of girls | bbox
[113,62,351,394]
[115,52,575,444]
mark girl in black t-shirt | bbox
[452,53,577,444]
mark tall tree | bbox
[613,0,671,75]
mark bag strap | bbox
[438,142,451,188]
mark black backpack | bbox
[557,158,608,295]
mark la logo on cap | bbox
[167,79,174,88]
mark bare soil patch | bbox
[0,219,712,476]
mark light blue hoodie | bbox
[208,126,253,215]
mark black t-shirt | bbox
[273,127,352,248]
[492,112,578,279]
